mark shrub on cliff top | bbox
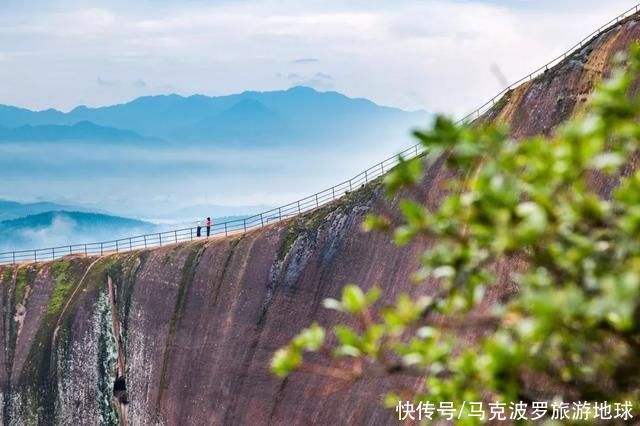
[271,44,640,422]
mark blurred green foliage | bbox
[271,44,640,423]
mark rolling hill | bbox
[0,121,152,143]
[0,86,429,145]
[0,200,101,221]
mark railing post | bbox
[225,223,228,236]
[315,194,319,208]
[364,170,368,184]
[381,163,384,174]
[349,180,353,191]
[190,228,193,241]
[100,243,103,255]
[144,235,147,248]
[415,145,419,157]
[129,238,132,250]
[12,252,15,265]
[297,201,301,214]
[278,207,282,221]
[159,233,162,246]
[116,240,119,253]
[174,231,178,243]
[243,219,247,232]
[69,245,72,255]
[84,244,88,256]
[34,250,37,264]
[52,247,55,260]
[260,214,264,227]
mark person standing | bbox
[206,217,212,237]
[196,218,202,237]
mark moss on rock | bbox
[47,261,73,316]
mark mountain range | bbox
[0,86,428,145]
[0,199,101,221]
[0,121,151,143]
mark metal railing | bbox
[458,2,640,123]
[1,2,639,266]
[0,144,425,265]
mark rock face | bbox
[482,16,640,138]
[2,13,640,426]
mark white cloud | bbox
[291,58,319,64]
[97,76,118,87]
[0,0,635,113]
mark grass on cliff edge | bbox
[47,261,73,315]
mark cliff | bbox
[2,13,640,426]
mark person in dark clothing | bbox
[196,218,202,237]
[206,217,212,237]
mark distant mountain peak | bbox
[226,98,273,112]
[286,86,318,93]
[70,105,89,113]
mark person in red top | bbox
[206,217,212,237]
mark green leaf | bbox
[514,201,547,244]
[399,199,429,229]
[361,214,392,232]
[394,225,416,246]
[384,156,422,195]
[341,285,366,314]
[292,323,325,351]
[335,325,360,347]
[366,287,382,304]
[271,347,302,378]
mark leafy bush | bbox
[271,45,640,422]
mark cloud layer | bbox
[0,0,635,114]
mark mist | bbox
[0,134,415,219]
[0,211,157,253]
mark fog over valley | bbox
[0,87,426,251]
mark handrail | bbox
[458,2,640,123]
[1,2,639,266]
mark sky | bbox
[0,0,637,116]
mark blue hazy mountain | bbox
[0,105,66,128]
[0,86,428,145]
[0,200,102,221]
[0,211,155,252]
[0,121,152,143]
